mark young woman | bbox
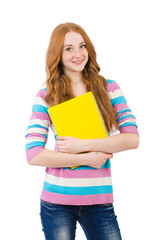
[25,22,139,240]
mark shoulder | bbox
[33,88,49,110]
[106,79,121,93]
[35,88,47,100]
[106,79,125,104]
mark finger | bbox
[57,146,66,152]
[57,144,66,149]
[59,149,66,153]
[58,149,65,153]
[56,141,64,146]
[56,136,65,140]
[102,152,113,158]
[60,149,70,153]
[57,136,70,140]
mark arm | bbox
[25,88,50,163]
[29,149,113,169]
[56,133,139,154]
[29,149,86,167]
[80,133,139,154]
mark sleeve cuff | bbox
[119,125,139,135]
[26,146,45,162]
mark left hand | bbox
[56,136,84,154]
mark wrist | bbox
[81,139,91,152]
[75,152,88,166]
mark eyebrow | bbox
[63,41,85,48]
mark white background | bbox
[0,0,159,239]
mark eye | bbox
[66,47,72,51]
[80,44,86,48]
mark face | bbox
[61,31,89,76]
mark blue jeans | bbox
[40,200,122,240]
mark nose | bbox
[73,48,82,58]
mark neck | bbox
[65,71,83,86]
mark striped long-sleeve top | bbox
[25,79,139,205]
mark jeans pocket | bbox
[102,203,113,207]
[41,199,55,207]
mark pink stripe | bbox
[114,103,128,112]
[40,189,113,205]
[120,126,139,135]
[30,112,50,121]
[46,167,112,178]
[107,81,120,92]
[26,133,47,142]
[26,146,44,162]
[36,89,47,99]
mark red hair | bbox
[45,22,118,132]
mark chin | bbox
[73,65,86,72]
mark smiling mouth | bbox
[72,60,83,64]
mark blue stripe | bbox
[106,79,115,84]
[27,124,49,131]
[111,96,127,106]
[118,108,131,114]
[117,114,135,122]
[120,122,138,128]
[55,134,58,141]
[32,104,48,113]
[64,159,111,170]
[42,88,47,92]
[43,182,113,195]
[26,141,45,151]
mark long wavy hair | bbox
[45,22,118,132]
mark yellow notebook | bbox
[47,92,108,169]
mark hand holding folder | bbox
[47,92,108,169]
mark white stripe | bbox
[44,172,112,187]
[108,89,124,99]
[25,137,45,144]
[29,119,50,128]
[119,118,136,126]
[26,127,48,135]
[34,97,49,108]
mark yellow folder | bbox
[47,92,108,169]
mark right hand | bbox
[84,151,113,169]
